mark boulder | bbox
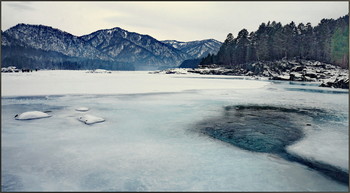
[291,66,304,72]
[320,78,349,89]
[290,72,303,81]
[305,72,318,79]
[271,75,290,81]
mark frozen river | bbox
[1,70,349,191]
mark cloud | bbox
[6,2,35,11]
[1,1,348,42]
[98,2,235,41]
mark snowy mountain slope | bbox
[80,27,189,69]
[161,40,189,49]
[1,30,26,47]
[162,39,222,59]
[2,24,220,70]
[3,24,111,60]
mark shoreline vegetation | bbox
[199,15,349,69]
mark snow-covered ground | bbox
[1,70,267,96]
[1,70,348,191]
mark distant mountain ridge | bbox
[2,24,222,70]
[80,27,189,70]
[161,39,222,59]
[4,24,111,60]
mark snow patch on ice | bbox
[75,107,89,112]
[86,69,111,73]
[14,111,51,120]
[78,114,105,125]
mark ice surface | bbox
[14,111,52,120]
[1,70,269,97]
[1,71,348,191]
[287,124,349,171]
[78,114,105,125]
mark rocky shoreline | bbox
[152,60,349,89]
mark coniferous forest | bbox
[200,15,349,69]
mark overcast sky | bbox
[1,1,349,42]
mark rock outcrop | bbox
[156,59,349,89]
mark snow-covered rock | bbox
[159,59,348,89]
[1,66,19,73]
[78,114,105,125]
[75,107,89,112]
[15,111,52,120]
[86,69,111,73]
[320,78,349,89]
[151,68,189,74]
[271,74,290,81]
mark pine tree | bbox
[235,29,250,64]
[201,14,348,68]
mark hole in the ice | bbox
[197,105,332,153]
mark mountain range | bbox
[1,24,222,70]
[161,39,222,59]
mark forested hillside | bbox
[201,15,349,68]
